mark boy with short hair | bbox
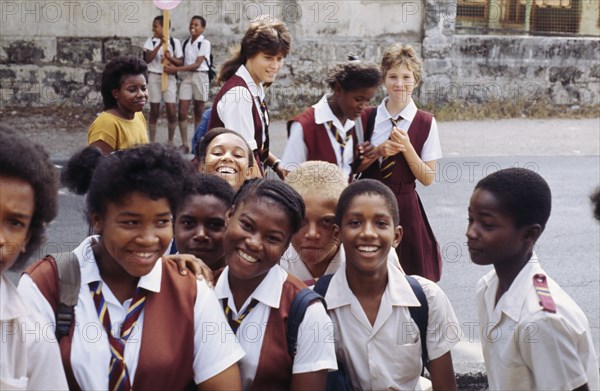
[467,168,599,390]
[165,15,211,154]
[143,15,183,145]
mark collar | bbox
[191,34,204,45]
[235,64,264,100]
[214,265,286,311]
[76,235,163,293]
[375,97,417,126]
[325,262,420,309]
[313,94,355,132]
[0,274,31,320]
[482,252,543,322]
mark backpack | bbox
[52,252,81,341]
[182,38,216,84]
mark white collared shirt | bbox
[477,253,600,390]
[143,36,183,74]
[18,236,245,389]
[282,94,355,177]
[325,262,460,390]
[183,34,211,71]
[372,98,442,162]
[214,264,337,390]
[1,274,68,390]
[216,65,267,151]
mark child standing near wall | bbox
[143,15,183,145]
[359,44,443,282]
[467,168,599,390]
[165,15,211,154]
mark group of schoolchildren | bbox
[1,12,599,391]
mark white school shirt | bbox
[1,274,69,390]
[183,34,211,71]
[18,236,245,389]
[214,264,338,390]
[477,253,600,391]
[216,65,267,151]
[325,262,460,390]
[143,36,183,74]
[282,95,356,178]
[371,98,442,163]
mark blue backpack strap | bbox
[405,275,429,373]
[287,288,326,358]
[313,274,334,297]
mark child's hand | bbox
[358,141,377,160]
[376,139,405,157]
[390,127,411,148]
[163,64,177,74]
[164,50,172,61]
[164,254,215,287]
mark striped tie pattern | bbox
[379,115,403,179]
[89,281,147,391]
[223,298,259,334]
[327,121,351,160]
[258,99,270,164]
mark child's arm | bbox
[144,37,164,64]
[428,351,457,391]
[197,364,242,391]
[391,127,437,186]
[165,40,184,67]
[290,371,328,391]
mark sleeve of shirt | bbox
[415,277,461,361]
[217,86,258,150]
[292,302,338,374]
[520,312,590,390]
[17,274,57,332]
[192,279,245,384]
[420,116,442,162]
[88,115,118,150]
[281,121,308,171]
[174,38,183,58]
[199,40,211,58]
[143,37,154,52]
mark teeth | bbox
[357,246,378,253]
[217,166,236,174]
[238,250,258,263]
[134,252,153,258]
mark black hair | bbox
[232,178,305,235]
[153,15,163,25]
[0,125,59,268]
[192,15,206,27]
[62,144,194,221]
[335,179,399,227]
[326,60,381,92]
[196,127,255,168]
[475,168,552,230]
[101,55,148,110]
[591,187,600,222]
[177,173,235,214]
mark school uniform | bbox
[209,65,269,170]
[361,97,443,282]
[88,111,148,151]
[324,262,460,390]
[282,95,356,179]
[179,34,211,101]
[18,236,245,390]
[1,274,68,390]
[214,264,337,391]
[477,253,600,390]
[143,35,183,104]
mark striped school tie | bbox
[379,115,403,179]
[258,99,270,164]
[89,281,147,391]
[223,298,259,334]
[327,121,351,161]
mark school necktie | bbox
[258,99,270,164]
[379,115,403,179]
[327,121,351,162]
[223,298,259,334]
[89,281,148,391]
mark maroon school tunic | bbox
[360,107,442,282]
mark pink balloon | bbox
[153,0,181,10]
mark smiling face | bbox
[175,194,228,270]
[335,85,378,120]
[224,198,291,287]
[384,63,417,107]
[245,51,284,85]
[152,19,163,39]
[189,17,204,39]
[340,194,402,276]
[0,175,34,273]
[92,191,172,278]
[466,188,531,267]
[112,74,148,117]
[291,193,340,276]
[201,133,251,191]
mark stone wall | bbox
[1,0,598,113]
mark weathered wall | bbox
[0,0,598,113]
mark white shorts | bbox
[178,71,209,101]
[148,72,177,104]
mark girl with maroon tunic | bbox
[358,44,444,282]
[208,15,290,179]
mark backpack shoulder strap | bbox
[405,275,429,372]
[313,274,334,297]
[54,252,81,341]
[182,38,189,52]
[169,37,175,52]
[287,288,327,358]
